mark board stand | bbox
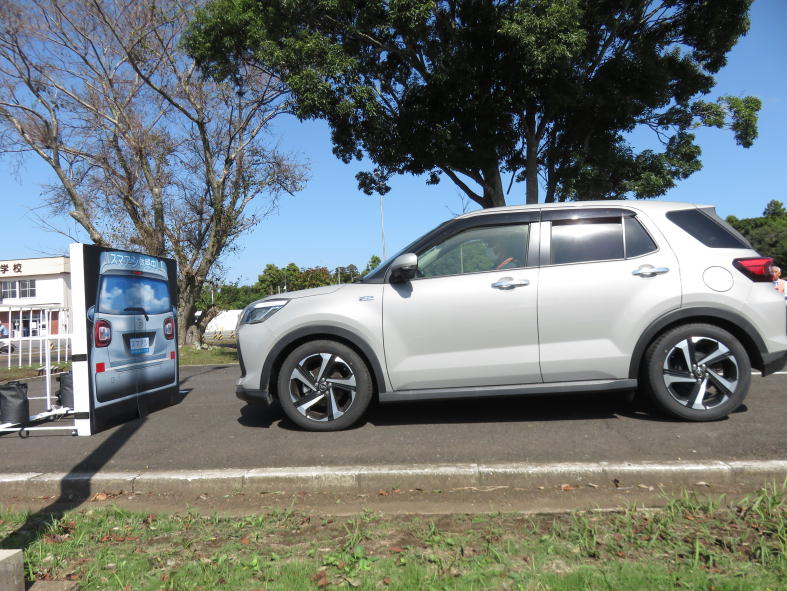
[0,338,79,437]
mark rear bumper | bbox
[235,383,273,406]
[761,349,787,376]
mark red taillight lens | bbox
[163,317,175,340]
[733,257,774,282]
[94,320,111,347]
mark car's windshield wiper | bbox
[124,306,149,321]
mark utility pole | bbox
[380,195,387,260]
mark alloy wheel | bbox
[288,352,357,422]
[661,336,739,411]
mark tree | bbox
[0,0,306,343]
[763,200,786,218]
[185,0,759,207]
[726,201,787,269]
[362,255,382,277]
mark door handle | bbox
[491,278,530,290]
[632,265,669,278]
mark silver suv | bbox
[236,201,787,431]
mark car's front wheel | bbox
[644,323,751,421]
[276,340,372,431]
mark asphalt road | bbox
[1,365,785,475]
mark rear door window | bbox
[550,218,623,265]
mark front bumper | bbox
[235,383,273,406]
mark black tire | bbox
[276,340,372,431]
[644,323,751,421]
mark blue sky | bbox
[2,0,786,284]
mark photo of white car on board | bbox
[88,251,178,405]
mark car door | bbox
[382,215,542,391]
[537,208,681,382]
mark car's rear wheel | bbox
[277,340,372,431]
[644,323,750,421]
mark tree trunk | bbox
[482,164,506,208]
[525,138,539,205]
[177,290,198,347]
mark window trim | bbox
[541,207,635,222]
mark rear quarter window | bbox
[666,208,750,249]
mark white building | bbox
[0,256,71,336]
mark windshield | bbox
[98,275,171,315]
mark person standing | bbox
[772,266,786,296]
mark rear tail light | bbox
[733,257,774,282]
[164,317,175,340]
[95,320,112,347]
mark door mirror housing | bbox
[389,253,418,283]
[87,305,95,323]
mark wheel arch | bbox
[629,307,767,379]
[260,326,387,400]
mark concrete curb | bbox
[1,460,785,498]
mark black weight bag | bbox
[57,372,74,409]
[0,381,29,425]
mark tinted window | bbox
[98,275,171,315]
[624,217,658,257]
[666,208,749,248]
[551,218,623,264]
[418,224,529,278]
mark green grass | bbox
[0,363,71,383]
[0,344,235,382]
[2,483,785,590]
[177,346,238,366]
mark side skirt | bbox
[379,379,638,404]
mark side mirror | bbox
[389,253,418,283]
[87,305,95,322]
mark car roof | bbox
[455,200,711,220]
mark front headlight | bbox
[239,299,289,325]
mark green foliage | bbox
[185,0,759,206]
[726,200,787,268]
[197,255,381,311]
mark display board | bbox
[70,244,179,434]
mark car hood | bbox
[264,284,347,301]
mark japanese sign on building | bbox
[0,263,22,274]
